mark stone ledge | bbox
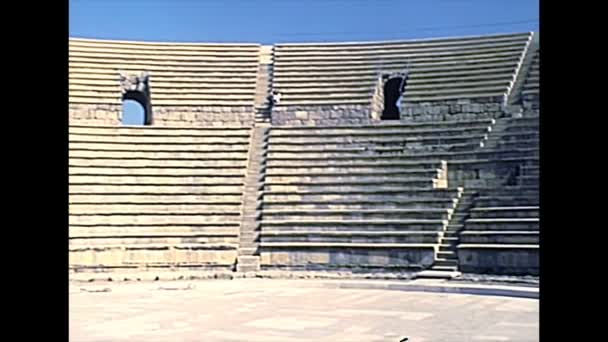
[69,273,538,299]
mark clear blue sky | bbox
[70,0,538,44]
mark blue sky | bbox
[122,100,146,125]
[70,0,538,44]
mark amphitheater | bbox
[69,31,539,281]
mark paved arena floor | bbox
[70,279,538,342]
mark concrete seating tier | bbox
[261,231,442,244]
[522,50,540,99]
[69,38,261,106]
[259,121,490,270]
[259,245,439,271]
[263,197,457,210]
[267,148,539,164]
[459,231,539,244]
[464,218,538,230]
[468,206,539,219]
[473,196,538,207]
[457,244,538,275]
[69,124,251,273]
[273,32,532,105]
[457,183,539,275]
[263,188,461,201]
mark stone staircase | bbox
[418,190,475,278]
[254,45,274,124]
[255,107,271,124]
[236,124,270,272]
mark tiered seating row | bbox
[260,119,497,270]
[69,38,261,106]
[273,32,532,106]
[69,125,251,272]
[457,116,539,276]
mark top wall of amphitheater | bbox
[69,31,538,126]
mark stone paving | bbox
[70,279,538,342]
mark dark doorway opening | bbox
[382,77,405,120]
[122,91,151,125]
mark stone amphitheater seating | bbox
[522,49,539,104]
[69,124,251,273]
[456,116,539,276]
[259,118,503,271]
[69,38,261,123]
[272,32,532,106]
[67,31,540,278]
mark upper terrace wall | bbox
[271,32,533,125]
[69,38,261,126]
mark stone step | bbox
[269,129,492,143]
[263,198,457,210]
[265,173,441,184]
[261,219,447,231]
[270,120,493,133]
[275,54,521,71]
[438,244,458,252]
[69,126,251,136]
[70,150,249,160]
[69,175,245,185]
[264,188,461,200]
[427,266,459,273]
[434,258,458,267]
[69,215,242,225]
[266,149,538,163]
[70,184,245,195]
[69,142,251,152]
[474,196,538,207]
[459,231,539,244]
[265,180,435,192]
[69,204,242,215]
[236,256,260,272]
[68,167,246,176]
[496,130,538,138]
[260,231,442,244]
[69,159,249,168]
[69,226,239,238]
[239,230,261,237]
[465,218,539,230]
[490,140,538,150]
[269,136,488,148]
[266,168,442,178]
[469,206,539,219]
[437,251,457,259]
[417,269,460,279]
[263,209,451,221]
[267,163,446,173]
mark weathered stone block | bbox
[295,111,308,120]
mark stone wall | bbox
[270,100,511,126]
[260,247,436,271]
[69,104,122,125]
[401,98,506,122]
[151,106,254,127]
[457,247,539,276]
[271,104,374,126]
[69,104,255,127]
[447,160,521,189]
